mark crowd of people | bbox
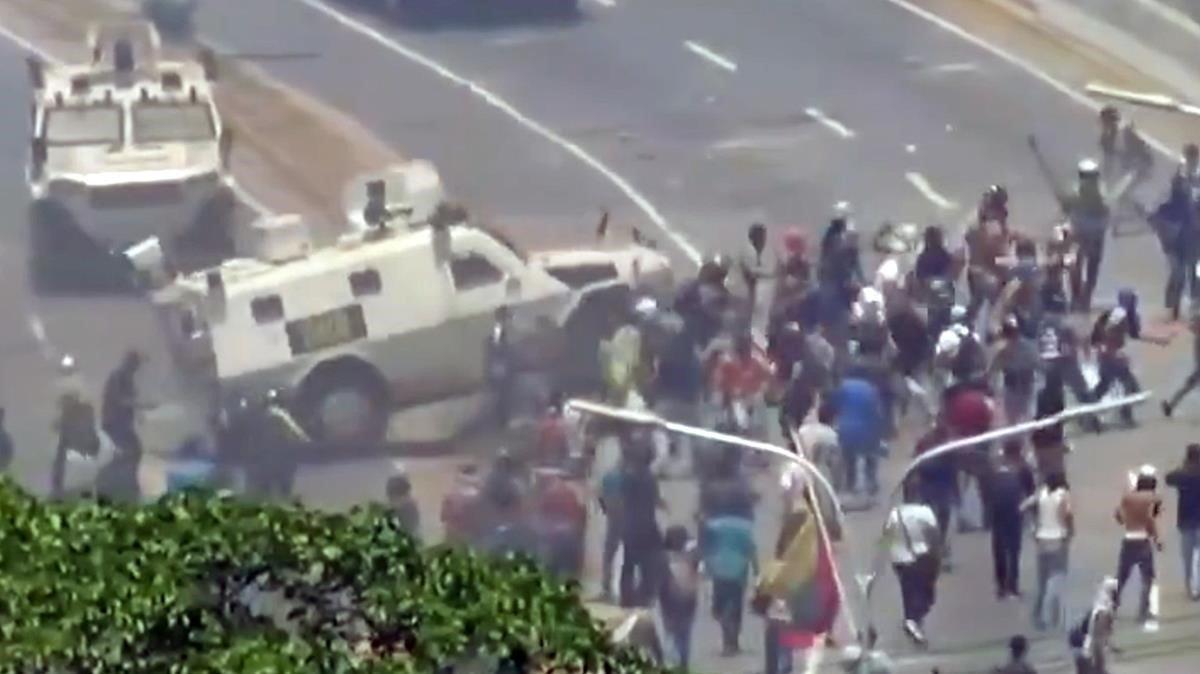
[33,104,1200,674]
[473,104,1200,673]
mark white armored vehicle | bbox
[26,21,233,290]
[149,161,672,447]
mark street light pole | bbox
[565,398,861,638]
[861,391,1152,625]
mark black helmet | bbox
[985,184,1008,206]
[1100,105,1120,122]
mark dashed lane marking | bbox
[804,107,857,139]
[296,0,702,265]
[905,171,959,209]
[683,39,739,73]
[882,0,1175,159]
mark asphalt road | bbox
[0,0,1197,672]
[184,0,1197,671]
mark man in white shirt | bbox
[1022,472,1074,631]
[884,483,942,646]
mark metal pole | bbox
[861,391,1152,620]
[565,398,859,636]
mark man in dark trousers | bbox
[101,350,144,458]
[97,350,145,500]
[989,441,1036,599]
[1165,445,1200,600]
[619,427,665,608]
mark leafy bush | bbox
[0,479,661,674]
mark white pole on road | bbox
[565,398,861,640]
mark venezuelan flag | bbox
[757,508,840,644]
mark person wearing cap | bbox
[1152,144,1200,321]
[1164,444,1200,600]
[1029,134,1138,312]
[1113,465,1163,627]
[51,354,100,499]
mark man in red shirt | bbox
[712,334,774,438]
[943,382,996,532]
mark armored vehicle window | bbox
[132,103,216,144]
[450,254,504,291]
[251,295,284,324]
[44,106,122,146]
[546,263,620,289]
[349,269,382,297]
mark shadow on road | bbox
[333,0,586,33]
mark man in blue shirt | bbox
[835,376,886,498]
[702,491,758,656]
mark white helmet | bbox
[1077,158,1100,176]
[59,354,76,375]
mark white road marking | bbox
[683,40,738,73]
[882,0,1175,159]
[592,0,616,7]
[295,0,701,265]
[905,171,959,209]
[0,23,272,218]
[925,61,979,74]
[804,107,856,139]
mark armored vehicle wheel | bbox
[298,358,391,447]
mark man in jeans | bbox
[989,442,1036,599]
[1165,445,1200,600]
[1113,466,1163,628]
[1023,472,1073,630]
[702,490,758,656]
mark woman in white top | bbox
[1023,471,1074,631]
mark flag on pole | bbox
[757,508,840,641]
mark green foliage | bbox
[0,479,661,674]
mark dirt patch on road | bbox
[0,0,401,234]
